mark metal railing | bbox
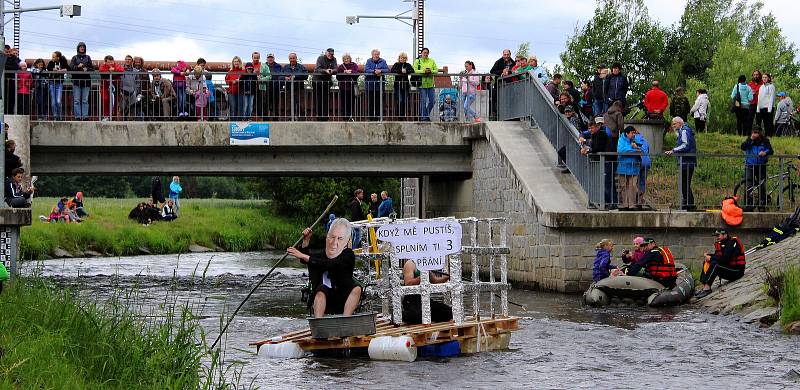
[2,70,498,122]
[496,72,800,212]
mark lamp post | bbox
[346,0,424,57]
[0,3,80,280]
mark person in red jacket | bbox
[747,69,763,130]
[225,56,245,120]
[643,80,668,119]
[99,55,124,121]
[15,61,32,115]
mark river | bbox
[22,252,800,389]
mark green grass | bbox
[644,132,800,209]
[781,265,800,325]
[0,278,245,389]
[21,198,304,260]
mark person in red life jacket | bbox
[623,237,677,288]
[695,229,746,299]
[643,80,669,119]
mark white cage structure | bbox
[351,217,511,325]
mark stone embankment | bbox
[697,234,800,331]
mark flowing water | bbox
[22,252,800,389]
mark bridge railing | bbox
[3,70,500,122]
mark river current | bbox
[22,252,800,389]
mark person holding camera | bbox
[413,47,438,121]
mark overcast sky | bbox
[7,0,800,73]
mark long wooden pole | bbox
[211,196,338,350]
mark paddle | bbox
[211,195,338,350]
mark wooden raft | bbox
[251,316,520,352]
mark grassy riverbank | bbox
[781,266,800,325]
[0,278,242,389]
[21,198,304,260]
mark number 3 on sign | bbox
[446,240,452,250]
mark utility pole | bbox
[347,0,425,57]
[0,2,81,280]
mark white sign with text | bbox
[376,220,462,271]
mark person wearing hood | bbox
[169,176,183,216]
[69,42,94,120]
[240,62,258,120]
[774,92,795,136]
[690,88,709,133]
[4,45,21,114]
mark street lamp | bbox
[346,0,424,58]
[0,3,81,185]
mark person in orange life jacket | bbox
[624,237,677,288]
[695,229,746,298]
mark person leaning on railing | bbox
[313,48,338,121]
[148,69,176,118]
[413,47,438,121]
[365,49,389,121]
[740,126,773,212]
[337,53,359,122]
[391,52,414,119]
[665,117,697,211]
[46,51,69,121]
[617,126,642,211]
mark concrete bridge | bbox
[5,78,791,292]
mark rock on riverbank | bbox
[697,234,800,326]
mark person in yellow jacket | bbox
[413,48,438,121]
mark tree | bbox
[516,42,530,58]
[560,0,670,97]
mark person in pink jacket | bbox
[194,84,211,121]
[171,60,189,117]
[15,61,32,115]
[460,60,481,122]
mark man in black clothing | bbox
[3,46,21,114]
[488,49,516,119]
[624,237,677,288]
[151,176,165,205]
[313,48,337,121]
[368,192,380,218]
[350,188,365,221]
[581,119,615,207]
[5,140,22,178]
[695,229,746,298]
[287,219,362,317]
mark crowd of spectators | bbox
[2,43,496,122]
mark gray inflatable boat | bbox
[583,264,695,307]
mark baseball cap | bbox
[266,53,275,58]
[564,105,574,112]
[245,62,254,68]
[595,116,605,124]
[713,228,728,235]
[642,237,656,244]
[597,63,607,69]
[633,236,644,246]
[326,48,335,54]
[777,91,787,97]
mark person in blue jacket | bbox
[378,190,393,218]
[592,239,617,282]
[665,117,697,211]
[616,126,641,210]
[364,49,389,121]
[634,129,651,208]
[740,126,773,211]
[169,176,183,216]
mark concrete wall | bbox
[421,122,786,293]
[6,115,30,180]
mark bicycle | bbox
[732,159,800,209]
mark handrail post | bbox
[290,79,295,121]
[778,157,784,211]
[599,153,606,210]
[379,75,383,122]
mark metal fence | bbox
[496,71,800,212]
[2,70,498,122]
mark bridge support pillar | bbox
[401,177,428,219]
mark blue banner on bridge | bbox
[230,122,270,145]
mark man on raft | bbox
[622,237,677,288]
[287,218,363,317]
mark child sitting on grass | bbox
[592,239,618,282]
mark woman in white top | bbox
[689,88,709,132]
[757,73,776,136]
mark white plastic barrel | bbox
[367,336,417,362]
[260,342,307,359]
